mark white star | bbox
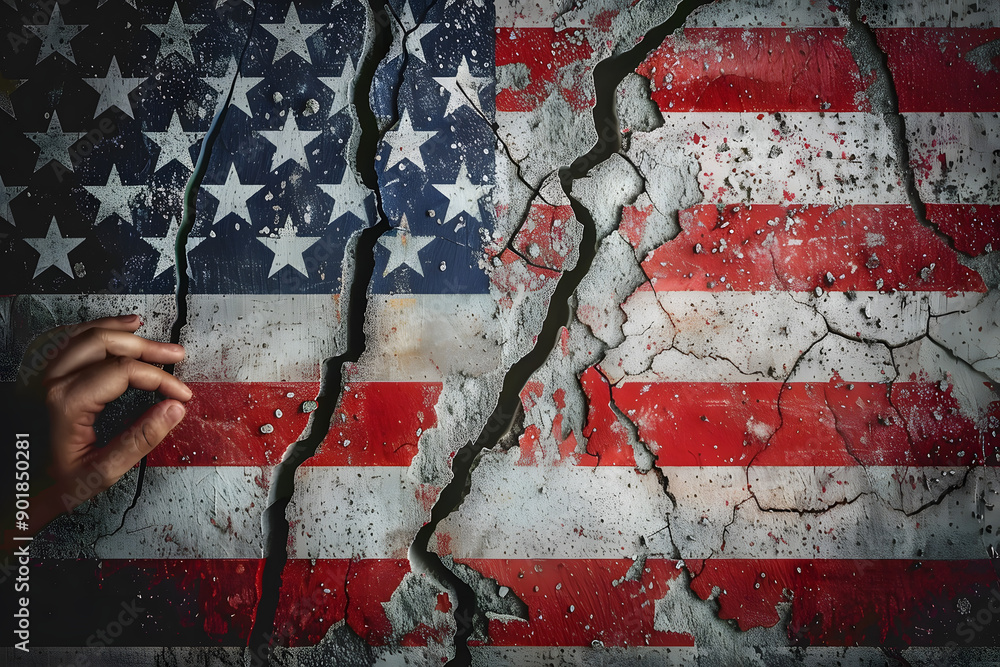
[227,70,263,116]
[202,164,264,225]
[257,216,320,278]
[317,170,364,225]
[25,217,85,279]
[433,56,489,117]
[405,17,437,64]
[318,58,356,118]
[27,111,81,173]
[85,165,149,225]
[149,2,204,64]
[145,110,200,171]
[257,113,321,172]
[386,4,437,64]
[143,215,205,278]
[1,77,23,118]
[378,215,433,277]
[85,56,145,118]
[260,3,323,64]
[203,57,263,117]
[382,110,436,171]
[431,161,492,223]
[0,175,25,226]
[27,4,85,64]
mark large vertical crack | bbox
[107,4,259,540]
[246,1,396,663]
[840,0,967,256]
[408,1,716,664]
[842,0,1000,576]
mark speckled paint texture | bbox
[1,0,998,665]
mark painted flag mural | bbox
[0,0,998,665]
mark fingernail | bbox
[166,404,185,422]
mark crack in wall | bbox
[402,1,718,663]
[246,0,397,662]
[840,0,968,259]
[101,7,260,544]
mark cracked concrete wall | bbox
[1,0,999,665]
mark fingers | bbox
[30,315,143,353]
[63,314,145,336]
[93,400,187,482]
[44,327,185,381]
[55,356,193,413]
[21,315,164,389]
[47,358,191,450]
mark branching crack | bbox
[406,2,718,663]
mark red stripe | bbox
[688,559,1000,645]
[455,558,691,647]
[512,203,577,271]
[637,204,985,293]
[877,28,1000,113]
[636,28,864,113]
[24,558,1000,647]
[926,204,1000,257]
[304,382,442,466]
[272,559,450,648]
[579,366,637,466]
[495,27,594,112]
[610,381,1000,467]
[23,559,263,646]
[455,558,1000,647]
[150,382,441,466]
[631,28,1000,113]
[490,248,562,299]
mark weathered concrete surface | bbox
[2,0,999,663]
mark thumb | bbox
[95,400,186,483]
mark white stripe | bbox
[65,466,424,560]
[600,289,984,385]
[474,647,694,667]
[628,112,1000,205]
[0,294,175,382]
[860,1,1000,28]
[436,455,998,560]
[0,646,454,665]
[0,648,251,664]
[286,466,427,559]
[176,294,343,382]
[497,0,842,29]
[352,295,503,382]
[42,463,998,560]
[688,0,1000,27]
[1,294,505,383]
[87,466,269,559]
[930,286,1000,384]
[906,112,1000,205]
[496,0,997,29]
[496,110,598,188]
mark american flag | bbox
[1,0,998,665]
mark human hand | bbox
[13,314,192,534]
